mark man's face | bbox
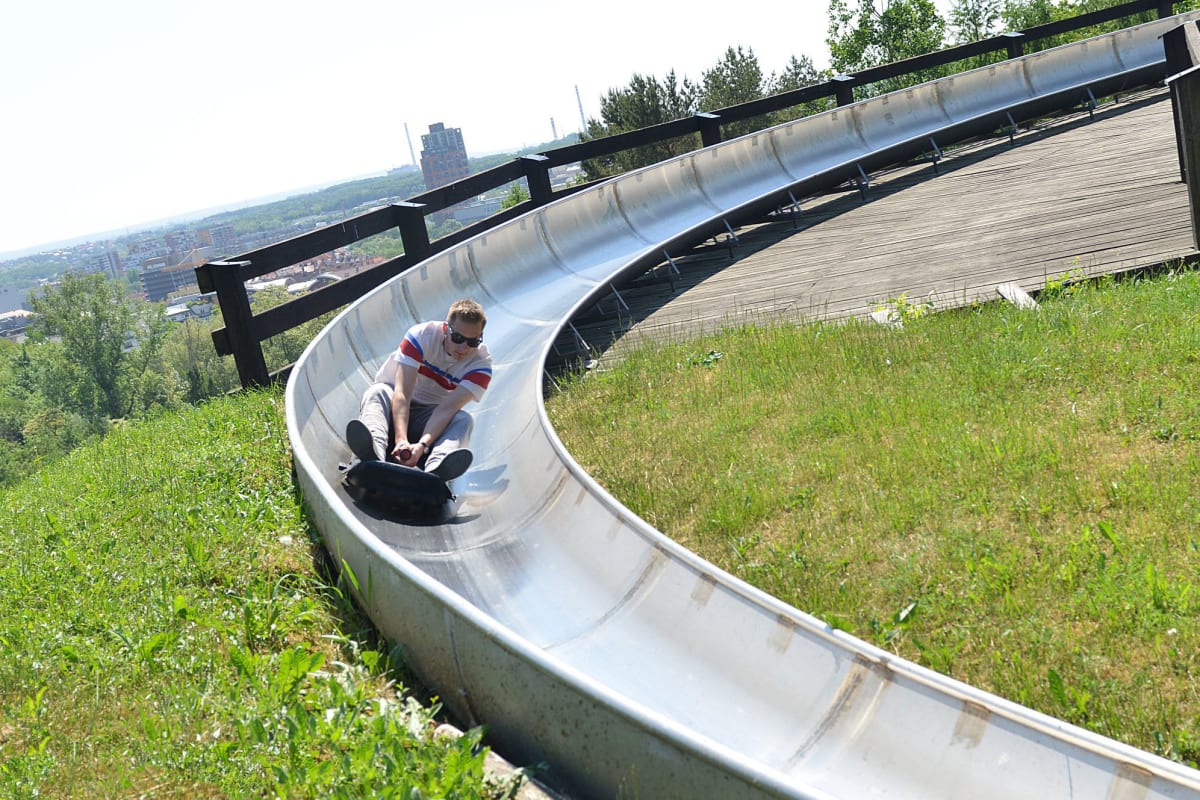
[444,319,484,360]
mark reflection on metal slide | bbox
[286,15,1200,800]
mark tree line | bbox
[581,0,1199,179]
[0,274,320,485]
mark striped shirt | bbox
[374,320,493,405]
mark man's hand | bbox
[390,440,421,467]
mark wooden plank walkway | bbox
[559,86,1198,366]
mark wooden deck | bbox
[559,86,1198,365]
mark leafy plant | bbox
[1047,668,1092,724]
[1042,265,1086,300]
[874,290,936,325]
[684,349,724,368]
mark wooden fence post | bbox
[1167,61,1200,249]
[195,260,269,388]
[1003,32,1026,60]
[392,202,430,263]
[697,112,722,148]
[521,155,553,206]
[832,75,856,107]
[1164,21,1200,183]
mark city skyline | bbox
[2,1,954,258]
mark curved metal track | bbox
[286,15,1200,799]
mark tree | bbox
[701,47,765,108]
[997,0,1133,54]
[582,71,699,179]
[160,315,238,404]
[351,229,404,260]
[500,182,530,210]
[949,0,1002,43]
[700,47,771,139]
[580,43,834,179]
[250,286,336,376]
[942,0,1007,70]
[770,55,835,123]
[27,272,172,420]
[22,407,90,459]
[828,0,948,96]
[1000,0,1065,44]
[429,218,464,240]
[1056,0,1176,40]
[8,342,36,400]
[0,340,33,444]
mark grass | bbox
[0,388,527,798]
[9,266,1197,795]
[545,265,1200,767]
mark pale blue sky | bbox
[0,1,952,256]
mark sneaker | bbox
[428,448,472,481]
[345,418,378,462]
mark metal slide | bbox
[286,15,1200,800]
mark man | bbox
[346,298,492,482]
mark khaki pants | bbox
[356,382,473,472]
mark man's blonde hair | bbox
[448,299,486,329]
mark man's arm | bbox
[391,363,479,466]
[389,361,418,463]
[418,385,478,452]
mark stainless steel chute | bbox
[286,14,1200,799]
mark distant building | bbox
[164,295,214,323]
[420,122,470,191]
[0,309,35,337]
[84,250,123,279]
[286,272,340,294]
[175,246,216,272]
[198,223,238,259]
[128,237,171,268]
[164,303,193,323]
[550,163,583,188]
[0,287,28,316]
[142,263,199,303]
[164,230,199,265]
[452,198,502,225]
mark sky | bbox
[1,0,953,258]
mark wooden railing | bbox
[196,0,1182,389]
[1165,15,1200,246]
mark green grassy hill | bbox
[0,388,519,798]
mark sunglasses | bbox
[448,327,483,348]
